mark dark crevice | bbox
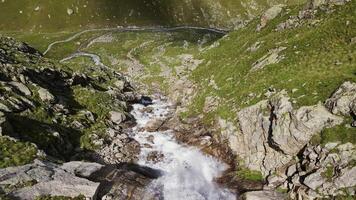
[267,104,287,155]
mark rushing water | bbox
[130,96,235,200]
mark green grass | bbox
[0,137,37,168]
[236,168,264,181]
[188,2,356,123]
[311,117,355,145]
[321,166,334,181]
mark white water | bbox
[130,96,235,200]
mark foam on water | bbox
[130,98,235,200]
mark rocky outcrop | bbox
[276,0,351,31]
[325,81,356,117]
[0,160,101,199]
[0,160,160,200]
[269,143,356,199]
[257,5,285,31]
[235,91,342,176]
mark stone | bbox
[38,88,55,103]
[109,111,126,125]
[0,102,11,112]
[203,96,219,113]
[61,161,104,178]
[303,169,325,190]
[145,119,165,132]
[146,151,164,163]
[251,47,287,71]
[257,5,285,30]
[334,167,356,189]
[8,81,32,96]
[67,8,74,15]
[241,190,286,200]
[325,81,356,116]
[114,80,125,91]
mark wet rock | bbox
[91,164,161,200]
[38,88,55,103]
[146,151,165,163]
[241,190,286,200]
[145,119,165,132]
[139,96,153,106]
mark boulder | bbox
[303,169,326,190]
[325,81,356,116]
[109,111,126,125]
[8,81,32,96]
[90,164,161,200]
[257,5,285,30]
[38,88,55,103]
[145,119,165,132]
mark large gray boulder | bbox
[109,111,127,125]
[38,87,55,103]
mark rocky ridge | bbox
[0,37,160,199]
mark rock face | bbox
[235,91,342,175]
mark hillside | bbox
[0,0,304,31]
[0,0,355,199]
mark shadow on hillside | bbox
[6,114,82,161]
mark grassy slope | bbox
[189,2,356,126]
[0,0,304,31]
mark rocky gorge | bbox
[0,0,355,199]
